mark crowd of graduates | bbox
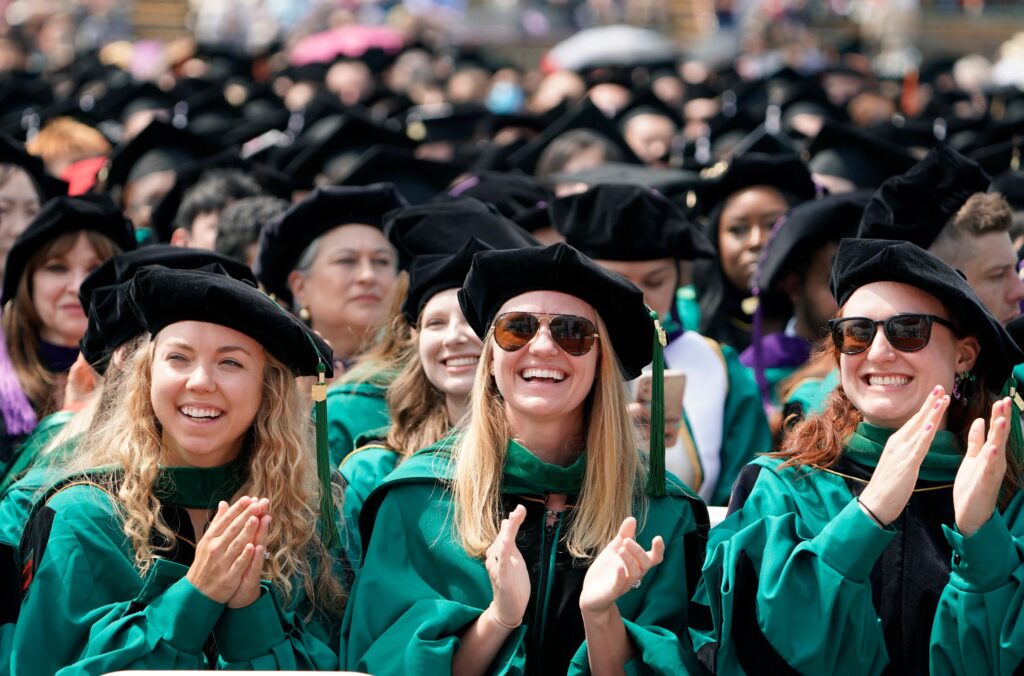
[2,14,1024,675]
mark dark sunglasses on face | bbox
[492,312,600,356]
[828,313,962,355]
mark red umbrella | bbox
[290,25,405,66]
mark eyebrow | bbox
[162,340,252,356]
[327,247,394,256]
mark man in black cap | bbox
[859,145,1024,327]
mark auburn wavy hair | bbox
[68,339,346,615]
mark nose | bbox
[526,322,561,356]
[70,266,93,293]
[355,257,376,283]
[186,364,217,392]
[748,222,770,251]
[864,324,896,362]
[1007,270,1024,305]
[442,318,468,346]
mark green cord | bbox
[645,309,667,497]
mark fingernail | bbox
[933,386,941,395]
[925,423,934,431]
[934,400,941,409]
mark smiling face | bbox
[417,288,483,399]
[31,231,106,347]
[151,321,267,468]
[491,291,600,431]
[717,186,788,292]
[839,281,979,430]
[289,224,398,348]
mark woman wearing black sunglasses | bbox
[344,243,708,674]
[690,238,1024,674]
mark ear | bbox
[955,335,981,373]
[287,269,307,308]
[777,270,802,305]
[169,228,190,247]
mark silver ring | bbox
[630,579,641,589]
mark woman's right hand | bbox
[858,386,950,526]
[484,504,531,629]
[186,497,267,604]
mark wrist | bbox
[856,496,888,529]
[485,604,522,631]
[580,601,617,623]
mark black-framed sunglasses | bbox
[492,312,600,356]
[828,313,962,355]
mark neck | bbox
[313,322,370,362]
[445,393,469,428]
[507,406,583,467]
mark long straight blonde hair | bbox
[67,339,345,615]
[452,314,644,560]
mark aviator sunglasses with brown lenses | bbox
[492,312,600,356]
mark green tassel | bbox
[645,309,667,497]
[1001,376,1024,464]
[312,362,340,550]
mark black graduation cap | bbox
[332,146,466,205]
[383,198,539,271]
[552,183,714,261]
[284,112,416,188]
[102,81,176,124]
[401,238,491,324]
[126,265,333,377]
[80,247,257,374]
[616,89,684,129]
[0,131,68,199]
[458,242,654,380]
[442,170,553,222]
[969,136,1024,178]
[695,152,818,219]
[757,190,869,293]
[477,112,548,140]
[546,162,700,199]
[2,195,136,306]
[0,73,55,128]
[830,238,1022,389]
[505,99,642,174]
[254,183,407,304]
[991,171,1024,211]
[149,150,294,242]
[401,103,490,145]
[807,119,918,189]
[857,144,990,249]
[99,119,224,194]
[720,125,802,159]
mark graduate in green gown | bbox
[10,267,347,674]
[341,239,486,565]
[553,184,771,506]
[690,238,1024,675]
[344,243,709,675]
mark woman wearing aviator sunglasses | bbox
[344,243,708,674]
[690,238,1024,674]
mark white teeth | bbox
[868,375,910,387]
[445,357,478,367]
[521,368,566,382]
[181,406,223,419]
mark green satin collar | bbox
[153,457,247,509]
[845,422,963,481]
[502,440,586,495]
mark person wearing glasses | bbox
[343,243,708,674]
[689,238,1024,674]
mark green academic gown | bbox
[339,426,401,569]
[690,423,1012,675]
[0,410,73,490]
[327,380,391,466]
[10,461,343,674]
[342,440,709,675]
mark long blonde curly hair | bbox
[68,338,345,615]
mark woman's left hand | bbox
[954,398,1011,537]
[579,517,664,616]
[227,500,271,609]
